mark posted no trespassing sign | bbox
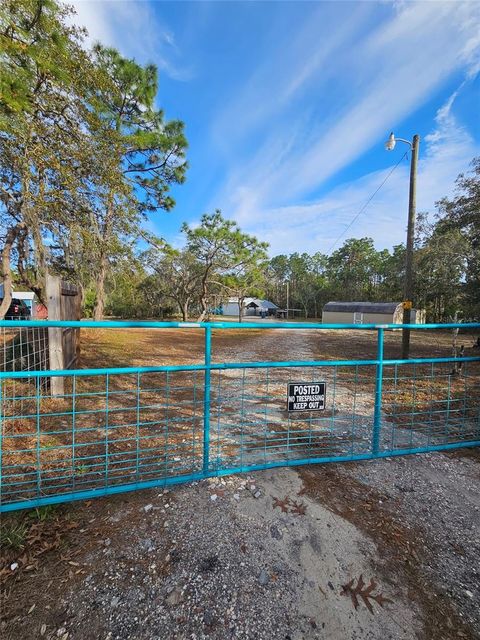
[287,382,326,412]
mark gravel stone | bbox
[270,525,283,540]
[3,448,478,640]
[332,451,480,634]
[258,570,270,585]
[165,587,183,606]
[203,610,215,626]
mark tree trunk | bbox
[0,225,20,319]
[196,259,214,323]
[197,301,207,322]
[196,283,209,322]
[16,225,44,303]
[181,300,189,322]
[93,252,108,320]
[19,167,47,303]
[93,196,115,321]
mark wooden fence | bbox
[1,275,81,395]
[46,275,81,395]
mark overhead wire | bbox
[326,150,409,254]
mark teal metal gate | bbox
[1,320,479,512]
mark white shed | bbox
[322,301,426,325]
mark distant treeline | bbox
[103,159,479,323]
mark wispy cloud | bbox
[233,84,477,256]
[213,1,480,236]
[64,1,479,257]
[67,0,193,80]
[213,2,375,152]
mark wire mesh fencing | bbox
[209,364,376,469]
[1,318,49,376]
[1,368,205,507]
[0,319,479,512]
[0,320,50,432]
[381,360,480,450]
[208,359,479,470]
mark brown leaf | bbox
[290,501,307,516]
[374,592,393,608]
[272,496,291,513]
[340,575,393,614]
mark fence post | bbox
[46,275,64,396]
[0,380,3,505]
[372,327,384,456]
[203,325,212,475]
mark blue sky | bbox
[71,0,480,256]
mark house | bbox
[322,301,426,325]
[222,297,279,317]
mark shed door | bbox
[353,312,363,324]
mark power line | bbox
[326,150,409,254]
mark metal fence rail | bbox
[1,320,479,512]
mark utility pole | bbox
[402,134,420,359]
[286,280,289,320]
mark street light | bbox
[385,131,420,359]
[385,132,396,151]
[384,132,413,151]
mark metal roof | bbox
[323,301,401,314]
[228,297,278,309]
[14,291,36,300]
[259,299,278,309]
[227,297,255,306]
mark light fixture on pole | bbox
[384,131,420,359]
[384,132,396,151]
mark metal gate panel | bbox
[1,320,479,512]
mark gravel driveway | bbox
[2,449,479,640]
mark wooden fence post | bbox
[46,275,64,396]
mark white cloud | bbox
[212,2,375,151]
[228,85,477,256]
[213,0,480,233]
[67,0,192,80]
